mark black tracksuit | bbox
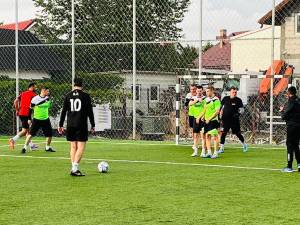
[281,95,300,168]
[220,96,245,144]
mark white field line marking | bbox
[0,140,286,150]
[0,141,48,148]
[0,154,281,172]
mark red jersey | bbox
[18,90,36,116]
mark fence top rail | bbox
[179,74,300,79]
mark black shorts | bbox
[188,116,194,128]
[19,116,30,129]
[204,120,220,134]
[29,118,53,137]
[193,119,204,134]
[222,118,241,134]
[66,127,89,142]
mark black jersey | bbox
[59,89,95,129]
[221,96,243,120]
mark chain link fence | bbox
[0,0,298,144]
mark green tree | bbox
[32,0,191,72]
[202,41,213,53]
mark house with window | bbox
[194,29,239,71]
[192,29,249,96]
[258,0,300,74]
[124,70,176,115]
[230,26,281,102]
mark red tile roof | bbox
[194,41,231,71]
[193,31,249,71]
[230,31,249,37]
[0,19,34,31]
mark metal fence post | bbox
[269,0,275,145]
[132,0,137,140]
[198,0,203,84]
[71,0,75,87]
[15,0,19,133]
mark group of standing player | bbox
[185,84,248,159]
[9,79,95,176]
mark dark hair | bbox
[196,85,203,89]
[74,78,83,87]
[190,84,197,87]
[28,82,36,89]
[230,86,238,91]
[288,86,297,96]
[41,86,49,90]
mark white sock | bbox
[207,149,212,155]
[242,143,246,147]
[220,144,224,150]
[45,146,51,150]
[12,135,20,142]
[23,144,28,150]
[201,149,206,154]
[72,162,79,172]
[193,149,198,155]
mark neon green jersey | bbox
[193,96,206,118]
[204,96,221,121]
[31,95,52,120]
[186,93,197,116]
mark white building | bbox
[230,26,281,103]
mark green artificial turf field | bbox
[0,137,299,225]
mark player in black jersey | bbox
[58,78,95,176]
[219,87,248,153]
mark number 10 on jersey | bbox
[70,99,82,112]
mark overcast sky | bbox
[0,0,283,41]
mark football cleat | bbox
[205,154,212,159]
[217,149,224,154]
[21,148,26,154]
[243,144,248,152]
[191,152,198,157]
[200,153,206,158]
[70,170,85,177]
[45,148,56,152]
[30,144,39,151]
[211,153,218,159]
[281,167,293,173]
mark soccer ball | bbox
[98,161,109,173]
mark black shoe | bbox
[70,170,85,177]
[21,148,26,154]
[45,148,56,152]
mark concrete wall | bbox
[231,26,281,104]
[231,26,281,73]
[282,13,300,74]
